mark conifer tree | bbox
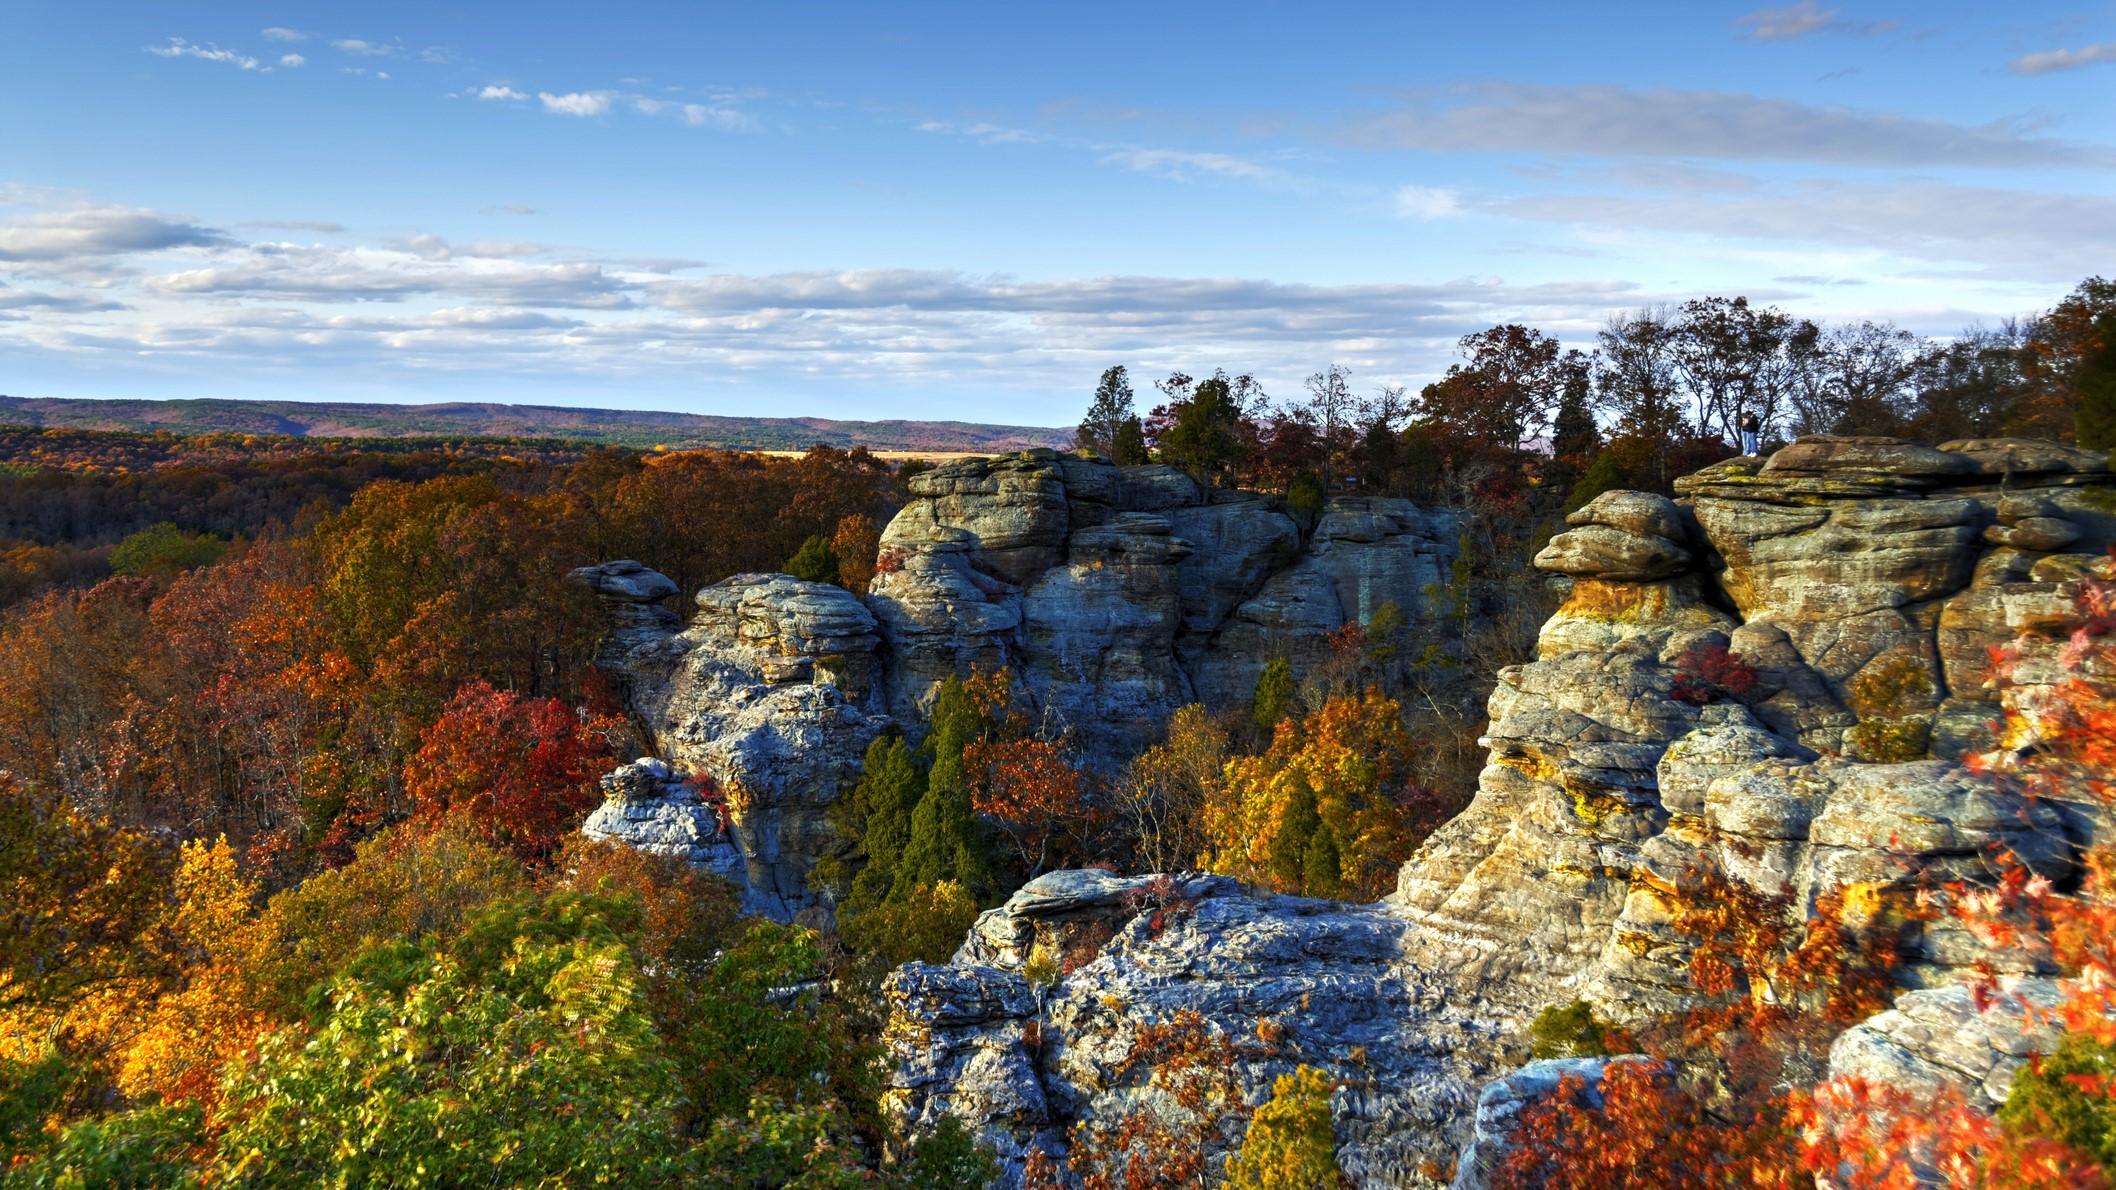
[835,736,924,915]
[1268,783,1320,893]
[894,677,999,900]
[1550,355,1600,471]
[783,535,841,585]
[1253,660,1295,732]
[1077,366,1136,457]
[1301,830,1344,900]
[1112,415,1150,465]
[2072,313,2116,450]
[1161,376,1245,484]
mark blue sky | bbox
[2,2,2113,425]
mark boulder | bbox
[1825,978,2065,1112]
[580,757,751,893]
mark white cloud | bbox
[1343,83,2116,169]
[918,120,1307,189]
[1496,178,2116,281]
[261,27,308,41]
[0,285,126,313]
[681,103,748,129]
[478,85,528,101]
[279,54,305,68]
[1731,2,1895,40]
[2010,43,2116,74]
[144,38,261,71]
[1394,185,1462,220]
[0,204,226,263]
[539,91,615,117]
[331,38,395,56]
[1734,2,1836,40]
[481,203,538,216]
[1097,147,1297,186]
[0,192,1670,397]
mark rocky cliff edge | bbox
[873,436,2114,1187]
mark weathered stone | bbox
[1763,435,1981,481]
[1533,523,1690,582]
[1825,978,2065,1112]
[1983,515,2080,552]
[568,558,680,602]
[886,452,1071,586]
[585,437,2111,1186]
[1938,437,2112,482]
[1568,490,1689,540]
[580,758,750,890]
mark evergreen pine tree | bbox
[1161,376,1244,485]
[1077,366,1136,457]
[1551,364,1600,468]
[1300,829,1343,900]
[838,736,925,915]
[1267,782,1320,893]
[895,677,998,900]
[1112,415,1150,465]
[1565,450,1627,514]
[1253,660,1295,732]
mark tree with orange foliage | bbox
[402,680,623,862]
[1493,867,1908,1190]
[965,736,1104,877]
[831,513,882,593]
[0,779,178,1026]
[1065,1010,1270,1190]
[1206,688,1436,900]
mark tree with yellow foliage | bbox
[112,838,273,1109]
[1204,688,1431,901]
[1224,1066,1349,1190]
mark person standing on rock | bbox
[1738,410,1762,457]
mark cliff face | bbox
[875,436,2114,1188]
[579,449,1464,916]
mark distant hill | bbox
[0,395,1074,453]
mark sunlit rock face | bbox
[583,449,1466,919]
[876,436,2114,1188]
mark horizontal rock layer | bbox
[587,450,1466,918]
[881,436,2111,1187]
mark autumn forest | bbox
[6,276,2116,1189]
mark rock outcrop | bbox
[580,757,752,890]
[584,450,1465,916]
[876,436,2112,1187]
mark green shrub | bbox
[1224,1065,1344,1190]
[1287,471,1326,522]
[1528,1000,1614,1059]
[2000,1034,2116,1168]
[108,523,226,580]
[1564,453,1626,514]
[784,534,842,585]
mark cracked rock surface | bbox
[877,437,2110,1187]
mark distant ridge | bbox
[0,395,1074,453]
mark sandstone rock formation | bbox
[875,436,2111,1187]
[583,449,1465,917]
[580,757,752,892]
[1825,977,2066,1114]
